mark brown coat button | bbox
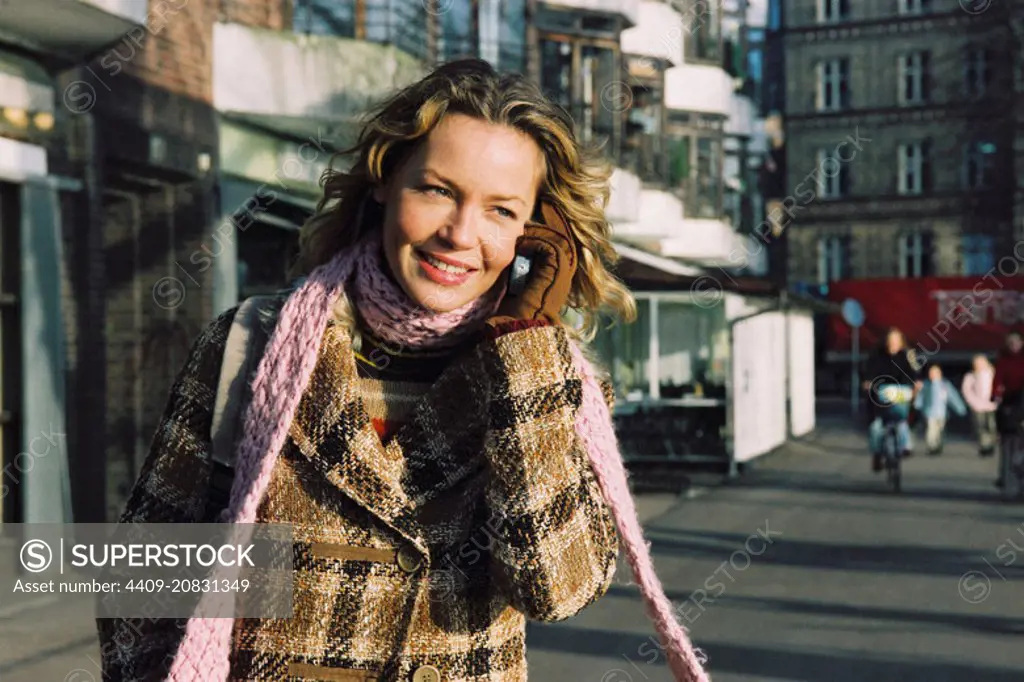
[396,545,423,573]
[411,665,441,682]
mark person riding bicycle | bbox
[862,327,922,472]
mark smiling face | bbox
[373,113,545,312]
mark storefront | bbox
[214,119,334,314]
[592,246,817,477]
[0,48,74,525]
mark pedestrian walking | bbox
[962,354,998,457]
[913,363,968,456]
[95,59,710,682]
[993,331,1024,494]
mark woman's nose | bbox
[438,206,479,249]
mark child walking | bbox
[962,354,998,456]
[914,363,968,455]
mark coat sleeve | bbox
[95,309,235,681]
[993,361,1006,400]
[947,380,969,417]
[474,322,619,622]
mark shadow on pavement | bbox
[724,471,1008,504]
[527,624,1024,682]
[629,528,1024,579]
[599,586,1024,636]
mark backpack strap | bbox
[205,295,278,520]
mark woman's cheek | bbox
[482,225,522,273]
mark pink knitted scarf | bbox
[166,233,710,681]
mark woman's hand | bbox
[488,202,577,328]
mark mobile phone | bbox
[507,253,533,295]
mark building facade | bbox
[1,0,770,524]
[776,0,1018,292]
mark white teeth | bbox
[424,253,470,274]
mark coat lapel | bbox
[288,322,429,553]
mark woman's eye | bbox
[424,185,452,198]
[495,207,516,219]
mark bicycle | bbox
[874,384,915,493]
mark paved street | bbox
[528,414,1024,682]
[1,415,1022,682]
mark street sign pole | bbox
[852,325,860,417]
[841,299,865,419]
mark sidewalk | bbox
[527,418,1024,681]
[2,418,1022,681]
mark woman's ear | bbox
[372,184,388,204]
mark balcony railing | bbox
[293,0,435,62]
[621,133,668,186]
[439,36,527,73]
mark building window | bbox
[0,182,22,523]
[686,0,721,62]
[961,235,994,275]
[293,0,435,61]
[816,148,849,198]
[898,142,929,195]
[897,51,929,105]
[964,141,997,189]
[539,36,622,159]
[817,235,849,284]
[438,0,527,70]
[768,0,782,30]
[817,0,850,23]
[964,48,991,98]
[687,135,722,218]
[898,0,931,14]
[816,58,849,111]
[899,232,933,278]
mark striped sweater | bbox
[352,326,471,442]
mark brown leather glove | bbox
[486,202,578,330]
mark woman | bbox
[96,60,709,682]
[862,327,922,471]
[962,353,997,456]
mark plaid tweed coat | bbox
[97,295,620,681]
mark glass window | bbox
[657,302,726,398]
[580,45,618,145]
[540,39,573,109]
[817,0,850,23]
[293,0,355,36]
[817,235,849,283]
[440,0,474,61]
[897,142,928,195]
[668,136,691,187]
[612,298,651,400]
[294,0,429,60]
[498,0,526,72]
[964,141,996,189]
[694,136,721,218]
[816,58,850,111]
[961,235,994,275]
[898,0,931,14]
[898,232,933,278]
[768,0,782,30]
[898,51,929,105]
[687,1,720,62]
[964,47,991,98]
[816,147,849,198]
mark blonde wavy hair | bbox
[294,58,636,342]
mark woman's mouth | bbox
[416,250,475,286]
